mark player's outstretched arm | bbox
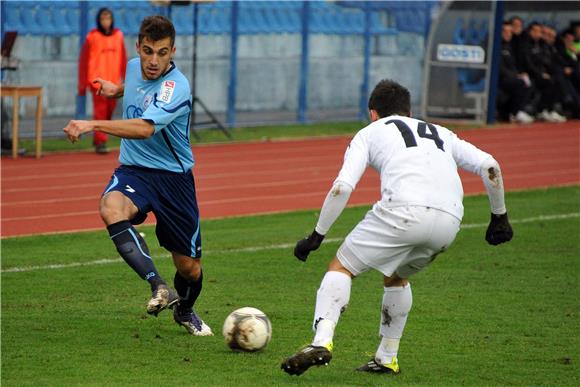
[480,157,513,245]
[93,78,124,98]
[63,118,154,143]
[294,181,353,262]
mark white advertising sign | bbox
[436,44,485,64]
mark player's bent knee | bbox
[99,192,136,225]
[173,253,202,281]
[328,256,354,278]
[384,275,408,287]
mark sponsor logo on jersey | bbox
[159,80,176,103]
[125,185,136,193]
[143,94,153,110]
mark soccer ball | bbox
[223,307,272,352]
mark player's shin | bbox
[311,271,352,349]
[174,270,203,310]
[107,220,165,290]
[375,283,413,364]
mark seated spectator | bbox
[521,22,566,122]
[543,25,580,118]
[558,28,580,92]
[498,21,534,123]
[509,16,527,70]
[572,22,580,54]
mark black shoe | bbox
[356,357,400,374]
[95,143,109,154]
[281,345,332,376]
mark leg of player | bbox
[281,257,352,376]
[171,252,213,336]
[100,191,175,315]
[357,274,411,374]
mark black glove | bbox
[294,230,325,262]
[485,212,513,245]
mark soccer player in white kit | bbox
[281,80,513,376]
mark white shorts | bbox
[337,205,460,278]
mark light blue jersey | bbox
[119,58,193,173]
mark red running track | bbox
[1,121,579,237]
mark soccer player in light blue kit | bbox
[64,15,212,336]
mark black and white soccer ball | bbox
[223,307,272,352]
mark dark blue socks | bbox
[107,220,164,291]
[174,270,203,310]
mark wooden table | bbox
[0,85,43,158]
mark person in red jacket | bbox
[78,8,127,154]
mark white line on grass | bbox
[2,213,578,274]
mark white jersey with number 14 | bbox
[335,115,495,221]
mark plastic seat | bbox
[200,5,221,35]
[4,5,25,33]
[37,3,57,37]
[51,2,74,35]
[371,12,398,36]
[453,18,466,44]
[20,4,43,35]
[466,19,480,45]
[173,6,193,35]
[239,5,258,34]
[65,5,80,35]
[281,4,301,34]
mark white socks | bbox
[375,283,413,364]
[309,271,412,361]
[311,271,352,347]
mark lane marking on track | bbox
[2,212,578,274]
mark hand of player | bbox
[63,120,94,143]
[93,78,119,98]
[294,230,325,262]
[485,212,513,245]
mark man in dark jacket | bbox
[546,26,580,118]
[498,21,534,123]
[521,22,566,122]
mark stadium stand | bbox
[3,1,431,37]
[2,1,436,125]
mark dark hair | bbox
[368,79,411,118]
[509,16,523,24]
[96,8,114,36]
[138,15,175,47]
[561,28,574,37]
[528,21,542,31]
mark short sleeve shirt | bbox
[119,58,193,173]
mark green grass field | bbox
[2,186,579,386]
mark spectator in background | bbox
[521,22,566,122]
[572,22,580,54]
[542,25,580,118]
[78,8,127,154]
[558,29,580,92]
[509,16,526,70]
[498,21,534,123]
